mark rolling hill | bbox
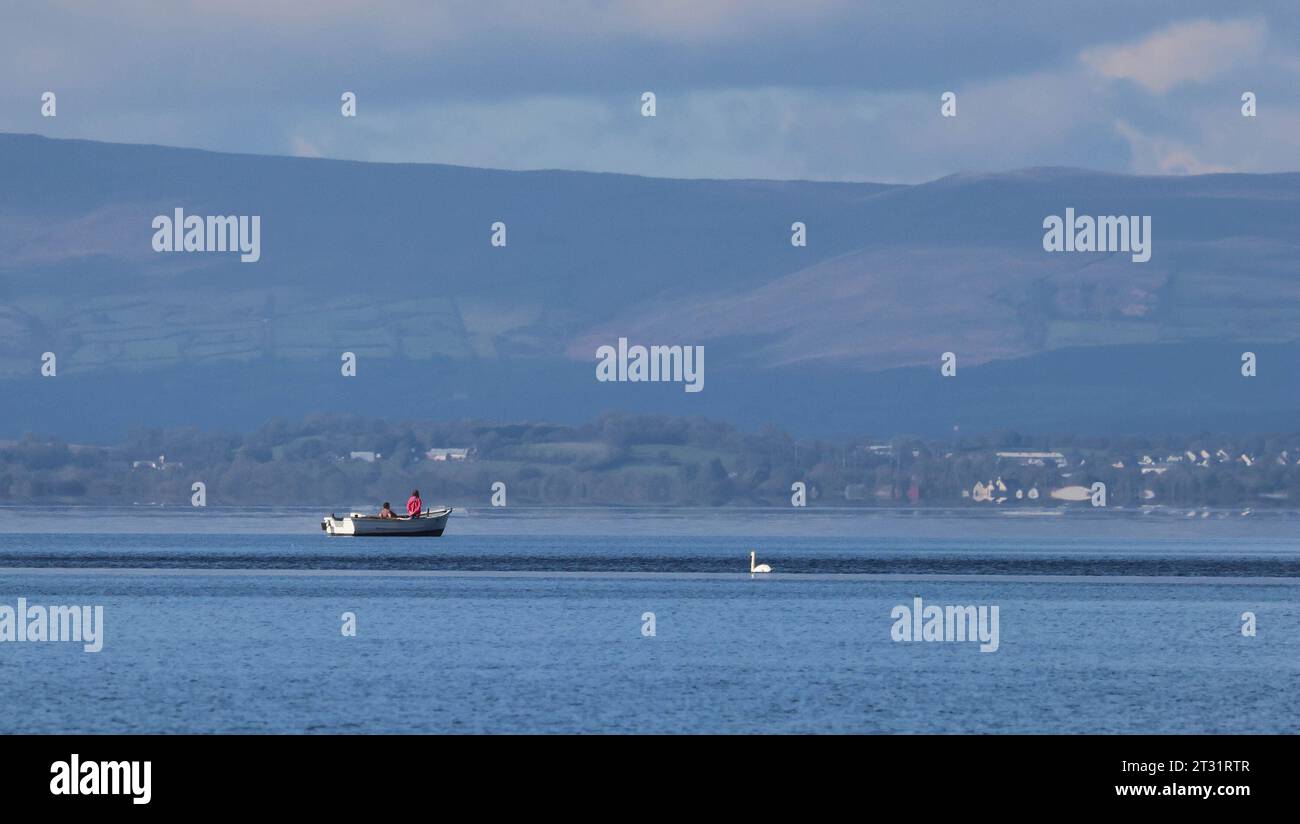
[2,133,1299,440]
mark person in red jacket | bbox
[406,489,423,517]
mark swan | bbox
[750,551,772,574]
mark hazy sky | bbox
[4,1,1299,181]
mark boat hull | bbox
[322,508,452,536]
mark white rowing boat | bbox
[321,507,452,536]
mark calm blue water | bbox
[1,507,1298,733]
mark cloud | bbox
[276,88,1010,182]
[290,136,324,158]
[273,72,1129,182]
[1114,121,1232,174]
[4,5,1300,181]
[37,0,857,53]
[1081,18,1266,94]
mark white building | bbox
[426,448,470,462]
[996,451,1067,468]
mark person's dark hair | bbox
[412,489,420,497]
[382,502,391,509]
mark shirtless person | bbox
[378,502,397,519]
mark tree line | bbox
[2,413,1299,507]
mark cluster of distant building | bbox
[965,447,1289,505]
[131,454,181,471]
[967,450,1074,503]
[345,447,472,464]
[131,448,473,470]
[1123,449,1269,474]
[847,443,1296,505]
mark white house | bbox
[996,451,1067,468]
[426,448,470,462]
[132,454,180,470]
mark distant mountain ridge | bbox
[1,133,1299,439]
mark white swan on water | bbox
[750,551,772,574]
